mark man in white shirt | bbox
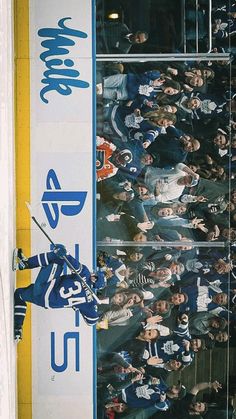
[144,163,199,203]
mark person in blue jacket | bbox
[121,377,186,410]
[178,277,236,321]
[102,70,162,101]
[105,102,177,145]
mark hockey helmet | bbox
[115,149,133,167]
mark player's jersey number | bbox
[59,281,86,306]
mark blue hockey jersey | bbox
[179,277,236,320]
[122,378,170,410]
[145,334,193,366]
[35,263,99,325]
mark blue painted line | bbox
[91,0,97,417]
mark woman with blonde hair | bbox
[105,102,177,146]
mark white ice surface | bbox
[0,0,16,417]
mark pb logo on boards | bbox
[41,169,88,229]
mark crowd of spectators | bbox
[96,58,236,417]
[95,244,235,418]
[212,2,236,53]
[95,1,235,418]
[96,56,235,244]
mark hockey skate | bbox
[14,327,23,343]
[12,248,29,271]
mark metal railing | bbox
[182,0,212,53]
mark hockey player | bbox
[13,245,105,341]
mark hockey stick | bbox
[25,202,101,304]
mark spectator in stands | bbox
[98,22,148,54]
[151,381,222,419]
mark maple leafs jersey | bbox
[145,335,193,366]
[122,378,170,410]
[32,262,99,326]
[179,278,236,321]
